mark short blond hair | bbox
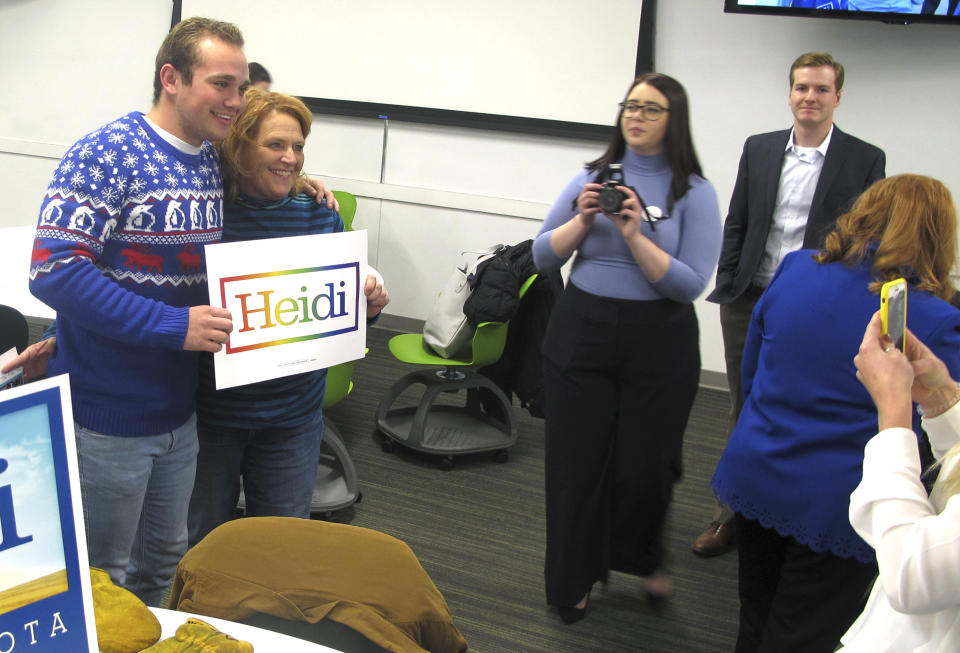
[789,52,844,92]
[932,442,960,502]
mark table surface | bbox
[148,608,343,652]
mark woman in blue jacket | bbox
[712,174,960,652]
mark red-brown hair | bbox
[816,174,957,301]
[217,88,313,202]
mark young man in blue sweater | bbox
[25,17,246,605]
[8,19,339,605]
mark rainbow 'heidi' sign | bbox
[221,261,359,354]
[205,231,368,390]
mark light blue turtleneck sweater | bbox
[532,150,721,302]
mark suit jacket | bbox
[707,126,885,304]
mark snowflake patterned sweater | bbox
[30,111,223,436]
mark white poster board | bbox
[205,231,368,389]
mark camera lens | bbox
[598,186,624,213]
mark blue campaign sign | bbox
[0,376,97,652]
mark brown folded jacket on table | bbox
[167,517,468,653]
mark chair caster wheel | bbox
[494,449,509,463]
[381,438,395,453]
[438,456,455,471]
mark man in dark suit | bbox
[693,52,885,556]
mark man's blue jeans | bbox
[187,411,323,547]
[75,414,198,607]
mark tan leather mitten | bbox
[140,617,254,652]
[89,567,162,653]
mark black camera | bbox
[597,164,629,214]
[593,164,665,231]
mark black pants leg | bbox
[610,304,699,576]
[543,352,617,607]
[543,284,699,605]
[735,515,878,653]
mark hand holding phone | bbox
[880,278,907,351]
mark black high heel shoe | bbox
[644,590,669,614]
[556,591,591,625]
[641,571,673,614]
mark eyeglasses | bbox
[618,102,670,121]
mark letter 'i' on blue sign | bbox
[0,458,33,552]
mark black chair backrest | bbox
[0,305,29,354]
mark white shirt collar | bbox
[142,115,203,155]
[786,124,834,157]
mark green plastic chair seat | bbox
[387,321,507,367]
[332,190,357,231]
[323,362,356,409]
[324,190,360,410]
[388,273,537,365]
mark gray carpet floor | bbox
[23,317,739,652]
[323,325,739,652]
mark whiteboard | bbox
[0,0,171,147]
[181,0,649,129]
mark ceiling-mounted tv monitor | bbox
[724,0,960,25]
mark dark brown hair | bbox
[152,17,244,105]
[586,73,703,210]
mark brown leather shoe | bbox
[691,520,735,557]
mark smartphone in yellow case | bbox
[880,278,907,351]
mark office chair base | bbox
[311,420,361,515]
[375,368,518,468]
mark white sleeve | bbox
[849,426,960,614]
[922,399,960,459]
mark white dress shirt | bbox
[753,126,833,288]
[840,401,960,652]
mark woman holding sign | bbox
[187,89,388,545]
[711,175,960,652]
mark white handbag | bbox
[422,244,506,358]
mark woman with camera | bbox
[710,175,960,652]
[532,73,722,623]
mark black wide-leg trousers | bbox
[542,283,700,607]
[734,515,878,653]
